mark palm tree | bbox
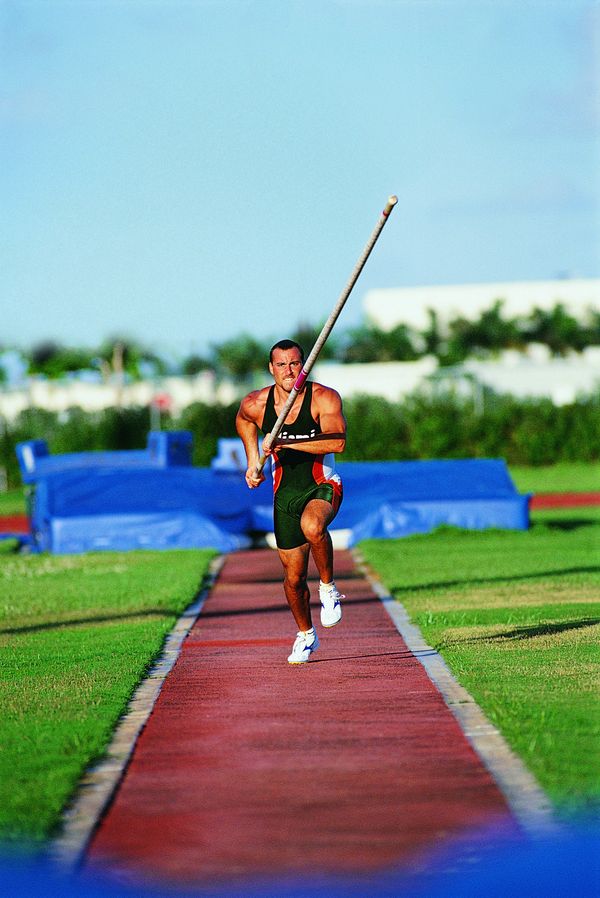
[524,304,586,355]
[96,338,168,381]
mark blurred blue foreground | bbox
[16,434,530,554]
[1,823,597,897]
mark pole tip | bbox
[383,195,398,217]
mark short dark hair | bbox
[269,340,305,363]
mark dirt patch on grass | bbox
[436,619,600,650]
[412,581,600,613]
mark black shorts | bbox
[273,479,343,550]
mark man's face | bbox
[269,347,303,393]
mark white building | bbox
[311,358,438,403]
[313,348,600,406]
[364,278,600,332]
[461,347,600,406]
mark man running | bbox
[236,339,346,664]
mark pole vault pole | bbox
[254,194,398,478]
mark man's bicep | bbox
[318,392,346,435]
[320,411,346,436]
[236,404,258,442]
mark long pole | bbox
[254,194,398,478]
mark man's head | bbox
[269,340,305,364]
[269,340,305,393]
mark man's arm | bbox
[273,385,346,456]
[235,392,266,488]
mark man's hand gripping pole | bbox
[253,194,398,480]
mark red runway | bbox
[86,548,517,890]
[0,514,29,534]
[529,491,600,509]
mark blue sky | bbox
[2,0,598,359]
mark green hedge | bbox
[2,394,599,489]
[341,394,600,465]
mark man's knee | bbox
[284,568,307,592]
[302,516,328,544]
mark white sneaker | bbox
[287,628,319,664]
[319,581,344,628]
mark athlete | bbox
[236,339,346,664]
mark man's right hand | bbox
[245,467,265,489]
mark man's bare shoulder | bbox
[238,385,271,421]
[310,382,343,406]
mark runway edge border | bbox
[49,554,225,871]
[352,548,559,838]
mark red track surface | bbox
[0,514,29,534]
[87,548,517,890]
[529,492,600,509]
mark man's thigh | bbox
[300,497,339,534]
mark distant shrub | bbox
[177,401,239,467]
[341,395,410,461]
[342,392,600,466]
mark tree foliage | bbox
[210,334,270,380]
[181,354,212,376]
[523,304,587,355]
[288,321,337,361]
[28,342,97,378]
[339,323,420,363]
[441,300,523,364]
[14,300,600,387]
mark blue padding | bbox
[347,498,529,544]
[18,450,150,484]
[210,437,248,472]
[15,440,49,481]
[333,459,530,544]
[34,468,252,528]
[45,513,250,554]
[147,430,193,466]
[32,467,253,554]
[16,432,192,484]
[29,458,530,554]
[338,458,520,501]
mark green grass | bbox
[359,512,600,816]
[0,489,27,516]
[0,548,216,849]
[509,461,600,494]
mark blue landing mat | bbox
[29,459,529,554]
